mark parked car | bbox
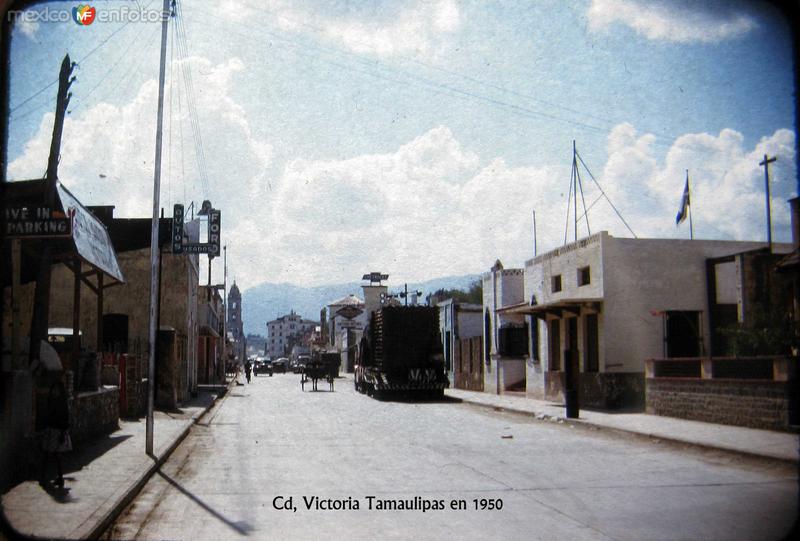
[273,357,289,373]
[255,360,272,376]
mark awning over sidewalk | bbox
[3,180,125,286]
[499,297,603,319]
[57,184,125,284]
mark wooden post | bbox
[11,240,21,369]
[72,260,82,371]
[28,55,74,366]
[97,273,104,353]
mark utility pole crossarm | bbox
[759,154,777,252]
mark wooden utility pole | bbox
[28,55,75,366]
[146,0,173,455]
[759,154,777,253]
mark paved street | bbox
[105,374,797,541]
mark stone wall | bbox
[646,378,795,431]
[70,387,119,444]
[581,373,644,409]
[544,371,644,409]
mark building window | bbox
[584,313,599,372]
[578,266,590,287]
[551,275,562,293]
[549,319,561,371]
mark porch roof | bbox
[500,297,603,319]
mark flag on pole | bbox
[675,175,690,225]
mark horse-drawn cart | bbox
[300,354,339,392]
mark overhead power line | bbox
[10,0,159,116]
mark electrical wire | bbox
[576,150,637,238]
[10,0,158,116]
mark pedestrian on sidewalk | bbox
[245,360,252,384]
[40,372,72,489]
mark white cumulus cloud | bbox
[220,0,461,57]
[596,123,795,241]
[587,0,758,43]
[213,122,798,288]
[7,56,273,220]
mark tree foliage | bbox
[720,306,795,356]
[427,279,483,305]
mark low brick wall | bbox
[646,378,795,431]
[71,386,119,444]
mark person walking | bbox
[40,373,71,489]
[245,360,252,384]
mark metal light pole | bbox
[222,245,227,382]
[146,0,172,455]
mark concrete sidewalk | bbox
[446,387,799,463]
[1,384,228,540]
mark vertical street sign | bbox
[172,204,184,254]
[209,209,221,257]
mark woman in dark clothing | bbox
[40,374,71,488]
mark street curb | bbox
[84,380,234,540]
[453,395,799,465]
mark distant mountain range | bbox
[241,274,480,335]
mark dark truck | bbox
[355,305,448,399]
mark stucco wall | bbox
[45,248,198,357]
[524,234,604,386]
[601,236,768,373]
[529,233,604,307]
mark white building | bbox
[501,231,778,408]
[325,281,393,372]
[437,299,483,387]
[266,311,316,359]
[326,294,366,348]
[481,260,527,395]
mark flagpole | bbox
[687,170,693,240]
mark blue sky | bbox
[5,0,797,289]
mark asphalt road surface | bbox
[105,373,797,541]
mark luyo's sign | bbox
[4,206,72,238]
